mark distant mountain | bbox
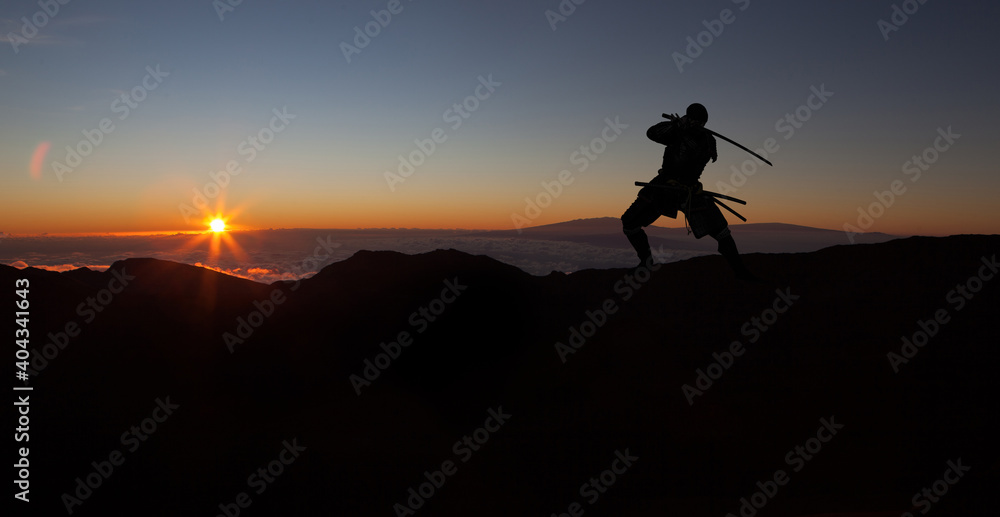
[2,220,899,277]
[466,217,899,253]
[3,236,998,516]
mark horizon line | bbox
[0,219,914,238]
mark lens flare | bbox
[30,141,51,180]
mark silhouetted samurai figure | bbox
[621,103,755,280]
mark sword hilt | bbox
[659,112,773,167]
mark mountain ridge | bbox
[3,235,998,515]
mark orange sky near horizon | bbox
[5,147,995,237]
[2,145,995,237]
[1,181,989,238]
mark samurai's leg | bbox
[621,197,662,264]
[712,227,756,280]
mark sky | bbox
[1,0,998,237]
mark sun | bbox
[181,205,248,263]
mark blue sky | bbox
[1,0,997,235]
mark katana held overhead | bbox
[662,113,773,167]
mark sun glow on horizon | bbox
[171,209,249,263]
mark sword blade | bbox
[661,113,773,166]
[634,181,747,205]
[713,197,747,222]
